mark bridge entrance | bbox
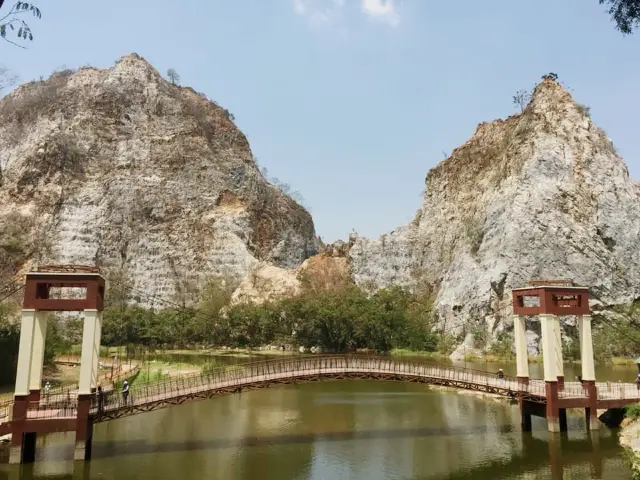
[512,280,597,432]
[8,266,105,464]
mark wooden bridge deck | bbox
[2,356,640,428]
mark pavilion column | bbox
[578,314,599,430]
[76,309,101,462]
[540,313,560,432]
[90,311,103,389]
[78,310,101,394]
[14,310,37,397]
[10,309,39,465]
[28,312,48,401]
[553,318,564,389]
[513,314,529,384]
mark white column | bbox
[539,314,557,382]
[513,315,529,378]
[28,312,48,392]
[90,312,103,388]
[78,310,100,394]
[578,314,596,381]
[14,310,37,396]
[553,317,564,378]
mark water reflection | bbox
[0,379,633,479]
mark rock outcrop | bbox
[348,76,640,335]
[0,54,319,303]
[2,58,638,346]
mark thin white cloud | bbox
[293,0,345,27]
[361,0,400,26]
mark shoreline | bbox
[619,418,640,479]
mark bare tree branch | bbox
[0,65,18,91]
[0,1,41,47]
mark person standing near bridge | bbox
[122,380,129,405]
[97,384,105,413]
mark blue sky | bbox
[2,0,639,242]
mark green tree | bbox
[600,0,640,34]
[0,304,19,385]
[0,1,41,47]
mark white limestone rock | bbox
[0,54,319,304]
[349,77,640,339]
[525,330,540,357]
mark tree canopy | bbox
[600,0,640,33]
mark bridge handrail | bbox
[90,355,548,416]
[596,381,640,400]
[0,401,11,423]
[118,355,526,396]
[25,395,77,420]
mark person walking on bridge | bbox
[497,369,505,381]
[122,380,130,405]
[97,384,105,413]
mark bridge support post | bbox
[9,309,45,465]
[513,314,529,384]
[578,315,599,430]
[9,431,37,465]
[518,397,532,432]
[578,315,596,381]
[553,319,564,389]
[558,408,568,432]
[540,314,561,432]
[14,310,37,399]
[78,309,102,394]
[28,312,48,402]
[8,399,34,465]
[74,395,94,461]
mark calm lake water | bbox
[0,355,637,479]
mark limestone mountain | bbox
[0,53,319,302]
[348,76,640,337]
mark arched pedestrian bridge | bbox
[3,355,639,431]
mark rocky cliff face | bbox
[0,54,319,303]
[349,77,640,336]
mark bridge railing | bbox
[92,356,547,415]
[0,400,11,423]
[596,382,640,401]
[558,384,590,399]
[25,393,77,420]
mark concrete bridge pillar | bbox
[9,268,106,465]
[513,314,529,384]
[78,309,102,395]
[28,312,48,401]
[10,309,47,464]
[578,314,599,430]
[540,314,561,432]
[553,318,564,389]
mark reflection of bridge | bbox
[3,356,640,459]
